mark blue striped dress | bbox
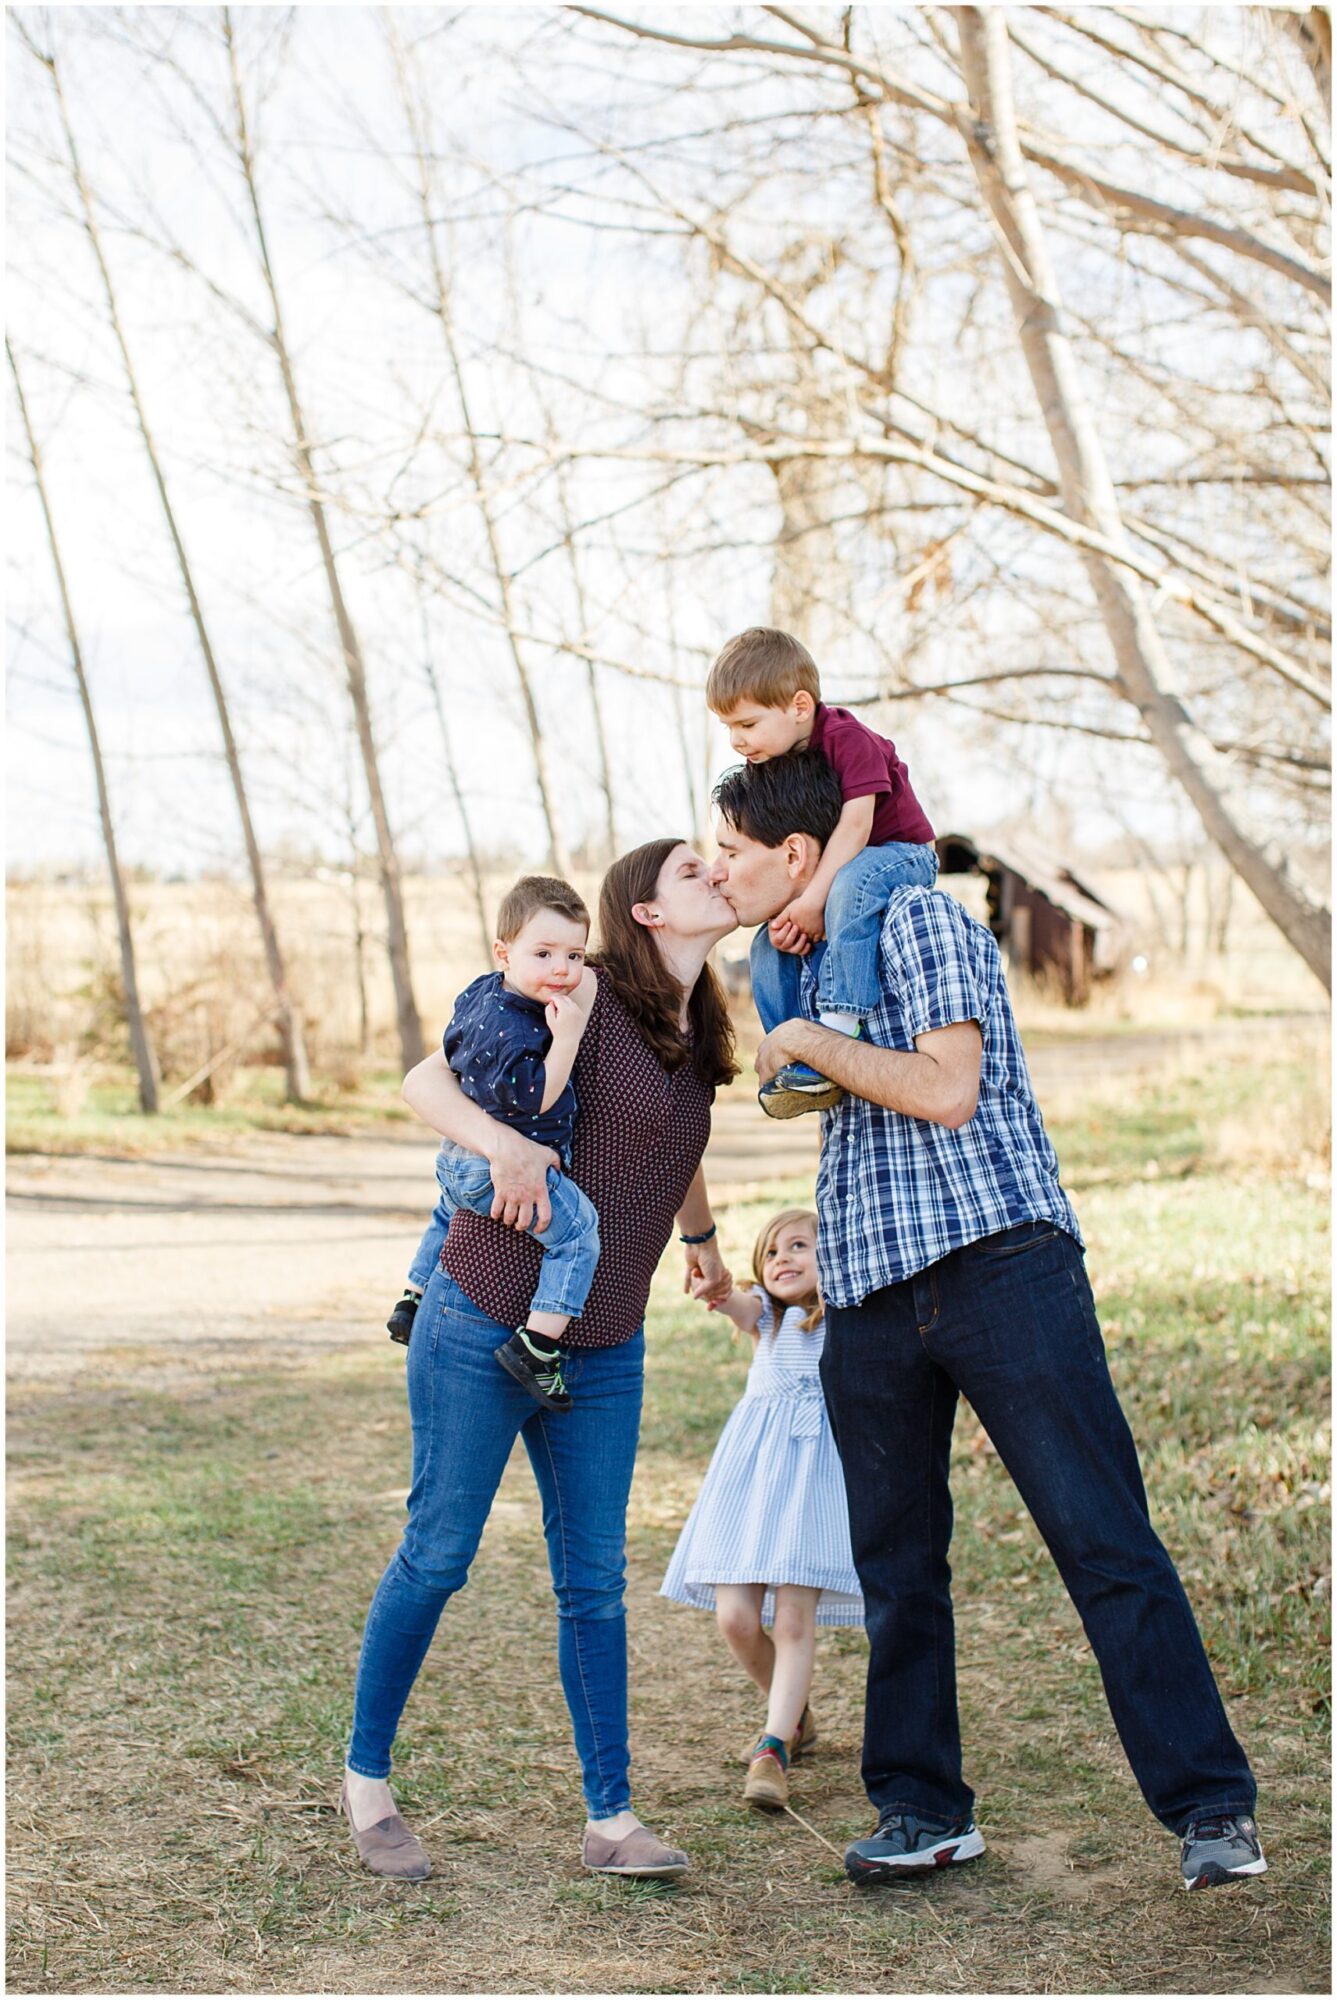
[660,1292,864,1628]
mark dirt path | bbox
[5,1016,1296,1381]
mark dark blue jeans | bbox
[349,1270,644,1817]
[820,1221,1257,1836]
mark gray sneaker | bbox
[1180,1813,1267,1890]
[845,1809,985,1883]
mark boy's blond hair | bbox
[706,627,822,715]
[495,874,590,943]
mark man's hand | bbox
[485,1125,561,1231]
[683,1235,732,1307]
[755,1019,804,1086]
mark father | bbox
[709,752,1263,1894]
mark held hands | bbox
[768,892,826,956]
[683,1234,732,1309]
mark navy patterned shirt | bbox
[804,887,1082,1305]
[443,972,576,1158]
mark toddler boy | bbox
[707,626,937,1117]
[385,875,598,1411]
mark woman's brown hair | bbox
[752,1208,823,1334]
[592,838,739,1090]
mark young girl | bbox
[660,1207,863,1812]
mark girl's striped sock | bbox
[754,1733,789,1769]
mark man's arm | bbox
[756,1017,982,1129]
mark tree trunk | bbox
[387,27,571,878]
[39,38,314,1096]
[222,11,423,1068]
[953,8,1331,993]
[416,587,492,963]
[1287,8,1332,113]
[8,338,162,1113]
[551,452,618,861]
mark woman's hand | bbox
[683,1234,732,1307]
[485,1125,561,1232]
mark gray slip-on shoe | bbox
[340,1779,432,1880]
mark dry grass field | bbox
[7,858,1328,1094]
[6,1022,1330,1994]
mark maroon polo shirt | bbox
[441,967,714,1349]
[807,702,934,846]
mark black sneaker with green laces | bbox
[495,1330,573,1412]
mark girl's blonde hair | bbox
[752,1207,824,1334]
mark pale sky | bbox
[7,6,1325,878]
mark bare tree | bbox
[8,337,161,1111]
[221,9,423,1066]
[556,5,1330,986]
[21,24,314,1097]
[411,572,492,962]
[385,22,571,878]
[951,4,1329,989]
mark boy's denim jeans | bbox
[749,840,939,1031]
[349,1270,644,1816]
[820,1221,1257,1835]
[407,1142,599,1321]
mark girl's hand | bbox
[684,1234,732,1307]
[485,1125,561,1232]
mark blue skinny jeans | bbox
[349,1269,643,1817]
[407,1143,599,1321]
[749,839,939,1031]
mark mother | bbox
[342,840,738,1880]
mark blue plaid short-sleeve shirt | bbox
[805,887,1082,1306]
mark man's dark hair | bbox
[712,751,845,850]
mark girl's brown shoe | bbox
[339,1779,431,1880]
[743,1747,789,1813]
[738,1704,817,1766]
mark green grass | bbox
[5,1062,411,1154]
[6,1042,1330,1992]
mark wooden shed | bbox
[935,831,1124,1005]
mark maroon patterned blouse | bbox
[441,967,714,1349]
